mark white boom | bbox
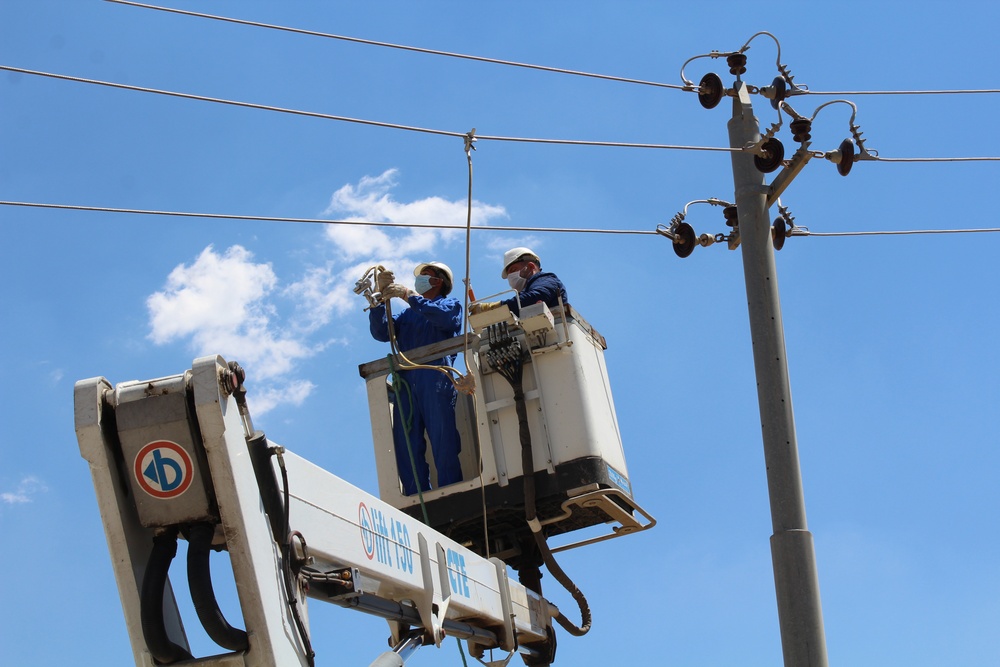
[75,355,558,666]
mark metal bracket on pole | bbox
[766,142,815,210]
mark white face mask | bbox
[414,274,434,295]
[507,272,527,291]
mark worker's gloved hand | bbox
[381,283,410,301]
[453,372,476,395]
[376,270,395,292]
[469,301,501,315]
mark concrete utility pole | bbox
[727,80,829,667]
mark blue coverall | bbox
[370,294,464,496]
[499,271,569,315]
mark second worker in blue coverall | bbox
[370,261,464,496]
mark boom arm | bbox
[75,355,557,666]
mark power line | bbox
[9,65,1000,161]
[803,88,1000,96]
[5,200,999,239]
[0,200,660,235]
[798,228,1000,237]
[0,65,459,138]
[106,0,688,92]
[872,156,1000,163]
[0,66,736,154]
[105,0,1000,101]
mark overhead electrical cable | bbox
[105,0,688,91]
[4,201,998,238]
[802,88,1000,96]
[0,65,459,139]
[871,156,1000,163]
[798,228,1000,237]
[8,66,1000,160]
[0,201,661,235]
[106,1,1000,100]
[0,66,735,153]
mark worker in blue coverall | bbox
[470,247,568,316]
[370,261,464,496]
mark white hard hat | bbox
[413,261,454,295]
[500,247,540,279]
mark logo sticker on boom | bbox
[134,440,194,499]
[358,502,376,560]
[357,501,413,572]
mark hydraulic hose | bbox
[514,386,537,525]
[140,528,194,664]
[513,384,592,638]
[186,522,249,652]
[273,449,317,667]
[484,324,592,640]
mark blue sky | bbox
[2,1,999,665]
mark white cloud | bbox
[145,170,508,416]
[323,168,507,261]
[314,168,509,323]
[246,379,317,415]
[1,475,47,505]
[148,245,276,345]
[283,265,354,331]
[484,234,542,253]
[147,245,318,405]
